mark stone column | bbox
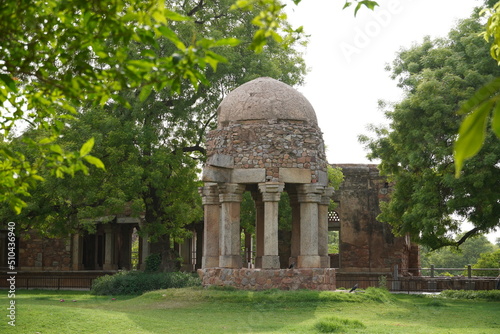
[218,183,245,268]
[288,191,300,267]
[258,182,284,269]
[103,226,118,270]
[199,183,221,268]
[252,190,264,268]
[297,184,324,268]
[139,231,150,271]
[71,233,84,270]
[319,187,334,268]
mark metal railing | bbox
[0,275,96,290]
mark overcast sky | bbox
[285,0,482,164]
[285,0,500,243]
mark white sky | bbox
[286,0,500,244]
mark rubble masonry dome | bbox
[217,77,318,127]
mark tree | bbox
[472,249,500,276]
[0,0,379,214]
[360,9,500,249]
[421,234,495,274]
[455,0,500,174]
[3,0,309,269]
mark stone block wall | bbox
[206,120,327,182]
[331,164,419,275]
[198,268,336,291]
[19,231,72,271]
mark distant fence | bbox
[336,277,500,293]
[337,264,500,293]
[0,272,113,290]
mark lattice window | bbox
[328,211,340,223]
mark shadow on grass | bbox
[120,287,392,333]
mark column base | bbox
[103,264,118,270]
[219,255,242,268]
[261,255,280,269]
[320,256,331,268]
[202,256,220,268]
[297,255,321,268]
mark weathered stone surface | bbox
[231,168,266,183]
[198,268,336,291]
[201,166,231,183]
[331,164,420,276]
[279,168,311,183]
[207,153,234,168]
[217,77,318,127]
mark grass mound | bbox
[91,271,201,295]
[314,316,366,333]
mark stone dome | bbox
[217,77,318,127]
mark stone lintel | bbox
[202,166,231,183]
[316,170,329,186]
[116,217,141,224]
[232,168,266,183]
[207,154,234,168]
[279,168,311,183]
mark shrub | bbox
[91,271,201,295]
[314,316,365,333]
[440,290,500,301]
[145,253,162,272]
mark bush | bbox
[91,271,201,295]
[314,316,365,333]
[440,289,500,301]
[145,253,162,272]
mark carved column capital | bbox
[199,183,220,205]
[297,184,324,203]
[320,187,335,206]
[258,182,285,202]
[218,183,245,203]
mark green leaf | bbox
[83,155,106,170]
[0,74,17,92]
[158,26,186,49]
[139,84,153,102]
[80,138,95,157]
[164,10,189,21]
[454,100,493,177]
[491,98,500,138]
[458,77,500,115]
[214,38,241,47]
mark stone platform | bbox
[197,268,336,291]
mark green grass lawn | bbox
[1,287,499,333]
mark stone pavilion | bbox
[198,77,336,290]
